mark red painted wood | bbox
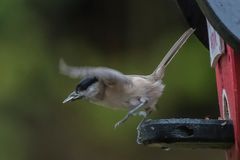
[215,45,240,160]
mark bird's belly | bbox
[110,97,133,109]
[93,96,130,110]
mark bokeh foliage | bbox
[0,0,224,159]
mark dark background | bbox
[0,0,224,159]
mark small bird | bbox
[60,28,195,128]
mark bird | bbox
[60,28,195,129]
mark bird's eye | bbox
[76,77,98,93]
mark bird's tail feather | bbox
[151,28,195,80]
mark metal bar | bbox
[137,118,234,149]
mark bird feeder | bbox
[138,1,240,159]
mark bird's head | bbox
[63,77,101,103]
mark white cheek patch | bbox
[85,83,99,98]
[88,86,95,92]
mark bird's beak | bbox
[63,91,83,103]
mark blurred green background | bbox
[0,0,225,160]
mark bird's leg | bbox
[114,98,147,128]
[136,109,152,144]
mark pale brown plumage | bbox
[60,28,195,128]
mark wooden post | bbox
[215,45,240,160]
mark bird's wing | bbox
[59,59,131,86]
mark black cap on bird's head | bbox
[63,77,98,103]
